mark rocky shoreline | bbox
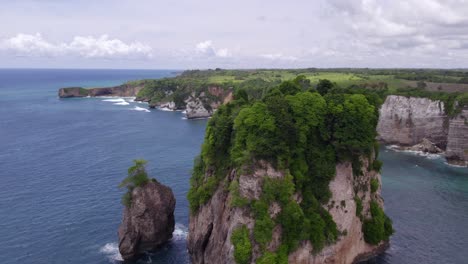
[377,95,467,167]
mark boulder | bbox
[118,180,176,261]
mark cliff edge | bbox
[377,95,468,166]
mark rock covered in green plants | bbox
[187,79,393,264]
[118,160,176,261]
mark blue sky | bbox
[1,0,468,69]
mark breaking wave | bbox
[131,106,150,112]
[172,223,188,241]
[100,242,123,262]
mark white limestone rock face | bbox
[288,160,386,264]
[377,95,448,148]
[446,109,468,166]
[185,95,212,119]
[188,159,387,264]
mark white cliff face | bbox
[377,95,448,148]
[446,109,468,166]
[377,95,467,166]
[289,161,385,264]
[185,93,213,119]
[188,159,386,264]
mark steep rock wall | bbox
[377,95,467,166]
[188,160,386,264]
[376,95,448,148]
[446,109,468,166]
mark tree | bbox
[316,79,334,95]
[279,80,301,95]
[119,159,150,207]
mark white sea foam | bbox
[157,107,173,112]
[102,98,125,103]
[444,162,466,168]
[172,223,188,241]
[114,101,130,106]
[131,106,150,112]
[386,145,443,159]
[100,242,123,262]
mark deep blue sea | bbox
[0,69,467,264]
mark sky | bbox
[1,0,468,69]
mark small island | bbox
[118,160,176,261]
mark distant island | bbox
[58,68,468,166]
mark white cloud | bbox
[195,40,231,58]
[0,33,152,59]
[260,53,298,61]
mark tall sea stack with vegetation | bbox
[187,77,393,264]
[118,160,176,261]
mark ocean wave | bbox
[114,102,130,106]
[100,242,123,262]
[443,162,467,168]
[386,145,443,159]
[131,106,150,112]
[157,107,174,112]
[102,98,125,103]
[172,223,188,241]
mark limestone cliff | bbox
[376,95,448,148]
[377,95,467,166]
[188,158,388,264]
[446,108,468,166]
[58,83,145,98]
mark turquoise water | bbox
[0,69,467,264]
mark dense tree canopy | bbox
[187,77,393,262]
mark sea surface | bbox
[0,69,467,264]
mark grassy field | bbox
[193,69,468,93]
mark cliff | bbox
[187,89,393,264]
[377,95,468,166]
[188,158,388,264]
[58,83,145,98]
[118,180,176,261]
[446,109,468,166]
[376,95,448,148]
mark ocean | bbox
[0,69,467,264]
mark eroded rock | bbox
[118,180,175,261]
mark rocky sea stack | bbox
[187,81,394,264]
[117,161,176,261]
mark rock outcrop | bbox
[58,83,145,98]
[403,138,444,154]
[118,180,176,261]
[377,95,467,166]
[446,109,468,166]
[188,158,387,264]
[376,95,448,148]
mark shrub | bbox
[354,196,363,217]
[231,225,252,264]
[372,160,383,172]
[118,159,150,207]
[362,201,393,245]
[370,178,379,193]
[256,252,278,264]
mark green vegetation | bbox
[118,159,150,207]
[362,201,394,245]
[370,178,379,193]
[231,225,252,264]
[187,74,396,262]
[354,196,363,217]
